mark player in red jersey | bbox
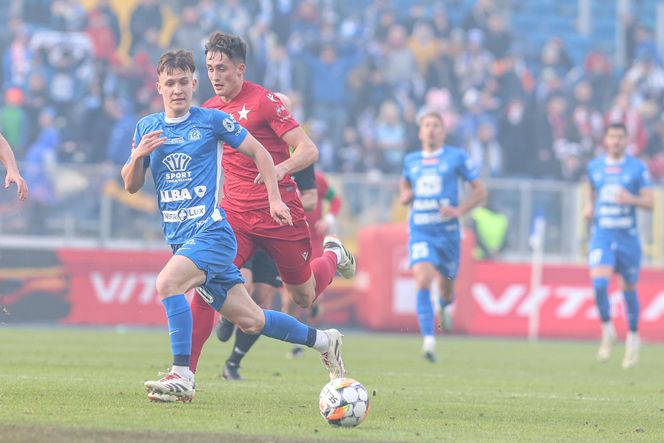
[306,171,342,259]
[188,32,355,374]
[0,133,28,201]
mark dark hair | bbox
[157,49,196,75]
[605,122,628,134]
[204,32,247,63]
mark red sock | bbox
[189,292,216,373]
[311,250,337,299]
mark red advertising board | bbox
[354,224,664,341]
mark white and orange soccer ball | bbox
[319,378,370,427]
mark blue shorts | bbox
[588,229,641,284]
[171,217,244,311]
[408,231,460,279]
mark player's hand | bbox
[615,188,635,205]
[5,170,28,201]
[440,205,461,219]
[133,130,166,159]
[254,163,288,184]
[315,218,330,235]
[400,189,413,205]
[269,199,293,226]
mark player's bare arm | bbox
[615,187,654,211]
[442,179,487,219]
[0,133,28,201]
[254,127,318,184]
[237,133,293,226]
[399,177,413,205]
[122,130,166,193]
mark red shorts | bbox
[223,200,313,285]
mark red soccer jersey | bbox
[202,81,300,211]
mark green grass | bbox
[0,327,663,442]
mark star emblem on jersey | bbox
[237,104,251,121]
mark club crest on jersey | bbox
[188,128,202,141]
[194,185,206,197]
[162,153,192,172]
[302,251,310,261]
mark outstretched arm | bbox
[121,129,164,193]
[0,133,28,201]
[237,133,293,226]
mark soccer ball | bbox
[319,378,370,427]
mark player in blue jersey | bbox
[121,50,345,402]
[585,122,653,369]
[400,111,486,363]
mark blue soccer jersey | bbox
[131,107,247,245]
[402,146,479,277]
[587,155,651,283]
[587,155,651,232]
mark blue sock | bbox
[623,290,639,332]
[261,310,316,347]
[592,277,610,323]
[417,289,434,336]
[162,294,192,367]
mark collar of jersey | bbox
[605,156,626,165]
[164,111,191,124]
[422,147,443,157]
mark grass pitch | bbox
[0,327,662,442]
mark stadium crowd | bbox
[1,0,664,184]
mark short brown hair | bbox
[204,32,247,63]
[157,49,196,75]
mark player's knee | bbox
[236,311,265,335]
[155,274,180,299]
[414,274,433,290]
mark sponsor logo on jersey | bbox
[164,137,185,145]
[160,188,192,202]
[162,205,206,222]
[266,93,277,102]
[302,251,310,261]
[194,185,206,197]
[162,153,192,172]
[188,128,202,140]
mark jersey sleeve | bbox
[293,164,316,191]
[457,150,480,182]
[209,109,248,149]
[260,92,299,138]
[128,123,150,168]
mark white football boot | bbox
[145,372,195,403]
[622,331,640,369]
[320,329,346,380]
[323,236,356,279]
[596,322,616,362]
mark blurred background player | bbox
[188,32,355,376]
[400,111,486,362]
[0,132,28,201]
[585,122,653,368]
[121,50,345,402]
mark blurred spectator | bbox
[533,93,568,179]
[499,98,533,176]
[129,0,163,55]
[468,120,502,178]
[51,0,87,32]
[408,21,439,79]
[106,99,138,166]
[1,87,28,155]
[91,0,121,50]
[584,51,614,111]
[86,8,119,64]
[624,51,664,105]
[484,14,512,60]
[218,0,252,39]
[3,22,32,90]
[23,73,50,147]
[455,28,493,94]
[373,100,407,173]
[463,0,497,33]
[605,88,648,155]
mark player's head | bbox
[418,111,446,151]
[156,49,197,117]
[205,32,246,101]
[604,122,628,158]
[274,92,292,113]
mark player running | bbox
[188,32,355,376]
[0,133,28,201]
[585,122,653,369]
[400,111,486,363]
[121,50,346,402]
